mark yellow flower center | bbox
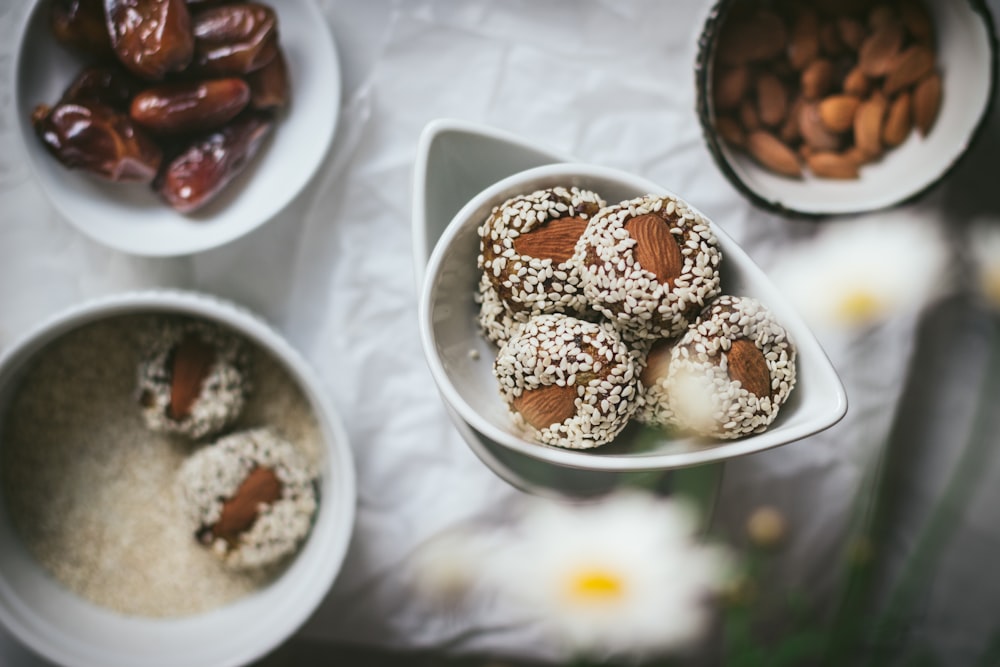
[836,289,884,326]
[566,568,625,604]
[981,269,1000,308]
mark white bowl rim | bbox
[419,162,848,472]
[0,289,356,667]
[11,0,342,257]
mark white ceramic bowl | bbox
[419,162,847,473]
[0,291,356,667]
[12,0,341,256]
[695,0,997,216]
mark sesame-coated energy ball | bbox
[648,295,797,439]
[479,186,605,317]
[176,428,318,570]
[137,319,250,440]
[476,272,528,347]
[578,194,722,341]
[493,313,640,449]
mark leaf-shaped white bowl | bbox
[419,161,847,473]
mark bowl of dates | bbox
[13,0,342,256]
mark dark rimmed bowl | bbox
[695,0,998,218]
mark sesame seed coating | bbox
[176,428,318,570]
[476,272,529,346]
[478,186,605,317]
[137,319,251,440]
[648,295,797,439]
[577,194,722,341]
[493,314,640,449]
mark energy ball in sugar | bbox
[579,194,722,341]
[177,428,318,570]
[663,296,796,439]
[137,319,250,440]
[494,313,640,449]
[479,186,605,317]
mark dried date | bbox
[32,101,163,183]
[157,112,273,212]
[104,0,195,80]
[246,51,288,110]
[49,0,113,58]
[61,65,140,111]
[192,3,278,75]
[131,78,250,134]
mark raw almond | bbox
[780,96,804,144]
[716,115,746,147]
[899,0,933,41]
[212,466,283,545]
[868,4,897,30]
[625,214,683,285]
[801,58,835,100]
[799,102,843,151]
[819,21,845,57]
[713,66,749,110]
[513,384,578,430]
[836,17,866,51]
[815,0,869,16]
[843,66,871,97]
[819,94,861,133]
[640,339,674,388]
[858,20,904,76]
[717,10,788,65]
[727,339,771,398]
[883,91,913,147]
[740,98,760,131]
[844,146,876,166]
[169,334,215,420]
[807,151,860,179]
[884,45,935,95]
[913,72,942,136]
[854,93,887,158]
[512,216,588,264]
[747,131,802,178]
[756,72,788,127]
[788,9,820,70]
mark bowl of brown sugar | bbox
[0,291,356,667]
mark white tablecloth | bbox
[1,0,998,664]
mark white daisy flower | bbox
[409,527,493,607]
[968,221,1000,308]
[770,211,949,332]
[483,491,732,658]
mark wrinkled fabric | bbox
[1,1,997,665]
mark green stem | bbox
[865,322,1000,664]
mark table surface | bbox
[1,1,999,665]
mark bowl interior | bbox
[0,293,355,667]
[420,163,847,472]
[13,0,341,256]
[412,119,569,281]
[697,0,996,216]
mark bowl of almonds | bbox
[696,0,997,216]
[0,290,356,667]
